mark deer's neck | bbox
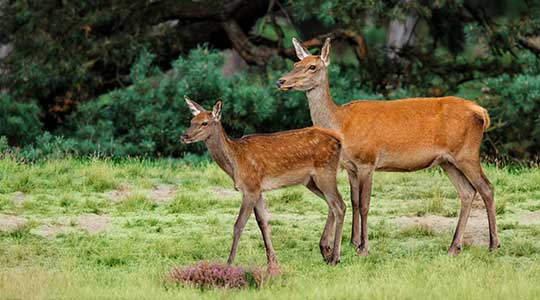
[205,124,236,178]
[306,74,340,130]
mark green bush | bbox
[0,94,42,145]
[481,52,540,160]
[61,47,379,157]
[63,48,227,157]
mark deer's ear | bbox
[184,95,205,116]
[212,99,223,121]
[321,38,331,66]
[292,38,311,60]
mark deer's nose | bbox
[180,134,189,143]
[276,79,286,88]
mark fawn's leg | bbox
[313,173,346,266]
[254,196,279,273]
[306,179,334,261]
[227,191,259,265]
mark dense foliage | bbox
[0,94,41,145]
[480,52,540,159]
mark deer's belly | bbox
[261,168,312,191]
[375,150,453,172]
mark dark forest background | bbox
[1,0,540,162]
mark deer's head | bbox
[181,96,223,144]
[276,37,331,91]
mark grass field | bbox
[1,158,540,299]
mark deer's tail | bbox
[471,105,490,132]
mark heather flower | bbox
[170,261,270,289]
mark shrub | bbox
[14,133,79,161]
[62,47,380,158]
[481,52,540,160]
[0,94,42,145]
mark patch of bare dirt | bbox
[393,215,454,233]
[0,214,28,232]
[11,191,27,206]
[30,222,72,239]
[392,208,490,246]
[105,183,131,203]
[148,184,176,203]
[77,214,111,234]
[213,187,238,198]
[517,211,540,225]
[462,209,490,246]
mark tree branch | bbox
[221,19,275,65]
[518,37,540,57]
[141,0,249,24]
[281,29,368,61]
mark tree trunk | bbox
[0,43,12,92]
[385,0,418,59]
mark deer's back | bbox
[232,127,341,190]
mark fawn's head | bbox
[276,37,331,91]
[181,96,223,144]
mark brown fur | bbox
[277,38,500,256]
[182,97,346,269]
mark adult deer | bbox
[276,38,500,256]
[181,96,346,270]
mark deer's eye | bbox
[308,65,316,70]
[201,122,208,126]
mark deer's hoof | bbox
[267,263,281,275]
[489,242,501,252]
[320,245,333,262]
[448,245,462,257]
[327,256,340,266]
[356,246,369,256]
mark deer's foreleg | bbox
[441,162,475,256]
[347,170,360,247]
[357,169,373,256]
[227,191,259,265]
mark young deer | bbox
[180,96,346,269]
[277,38,500,256]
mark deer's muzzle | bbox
[180,134,192,144]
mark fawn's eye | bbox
[308,65,316,70]
[201,122,208,126]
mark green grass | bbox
[0,158,539,299]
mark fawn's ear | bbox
[321,38,331,66]
[212,99,223,121]
[292,37,311,60]
[184,95,206,116]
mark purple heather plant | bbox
[170,261,269,289]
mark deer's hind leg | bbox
[455,159,500,251]
[306,179,334,262]
[441,162,476,256]
[312,172,346,265]
[254,196,279,273]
